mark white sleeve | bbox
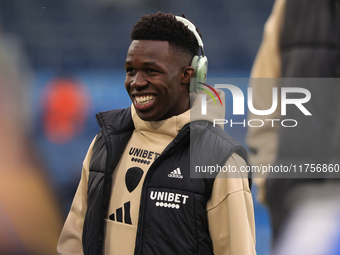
[207,153,256,255]
[57,137,96,255]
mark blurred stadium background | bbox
[0,0,274,254]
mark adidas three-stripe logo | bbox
[168,167,183,179]
[109,201,132,224]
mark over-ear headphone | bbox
[175,16,208,92]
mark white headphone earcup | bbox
[195,56,208,81]
[190,55,208,92]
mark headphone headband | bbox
[174,16,204,56]
[174,15,208,90]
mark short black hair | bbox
[131,12,201,58]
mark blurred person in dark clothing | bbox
[247,0,340,251]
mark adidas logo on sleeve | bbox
[168,167,183,179]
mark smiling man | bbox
[57,12,256,255]
[124,39,192,121]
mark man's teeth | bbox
[135,95,155,105]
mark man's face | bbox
[125,40,191,121]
